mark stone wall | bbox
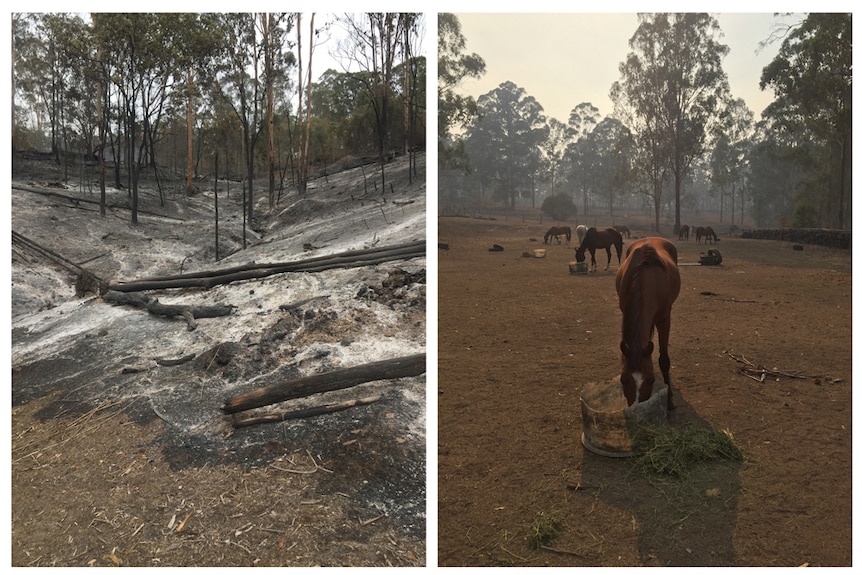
[740,228,851,250]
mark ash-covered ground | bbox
[10,153,427,567]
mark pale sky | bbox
[452,12,805,125]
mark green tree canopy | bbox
[438,13,486,171]
[760,13,851,229]
[466,81,548,209]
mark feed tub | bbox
[580,377,668,457]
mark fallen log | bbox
[231,395,382,428]
[223,353,426,414]
[108,240,425,293]
[102,290,234,330]
[12,184,185,221]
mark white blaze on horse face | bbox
[631,372,644,403]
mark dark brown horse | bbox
[575,227,624,272]
[544,226,571,244]
[678,224,690,241]
[696,226,719,244]
[613,225,631,239]
[615,237,681,410]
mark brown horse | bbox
[678,224,690,241]
[613,225,631,239]
[544,226,571,244]
[696,226,719,244]
[615,237,681,411]
[575,227,624,272]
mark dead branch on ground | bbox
[727,352,809,382]
[232,395,382,428]
[223,353,426,414]
[102,290,233,330]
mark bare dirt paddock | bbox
[437,216,851,567]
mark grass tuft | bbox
[526,512,563,549]
[630,423,743,479]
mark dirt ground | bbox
[10,155,426,568]
[437,215,852,567]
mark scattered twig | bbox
[360,514,385,527]
[727,352,809,382]
[271,450,333,475]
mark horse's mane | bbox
[621,243,664,368]
[622,249,645,367]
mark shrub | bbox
[541,193,577,221]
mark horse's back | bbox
[619,237,680,301]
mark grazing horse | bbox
[615,237,681,410]
[696,226,719,244]
[678,224,690,241]
[576,225,587,245]
[544,226,571,245]
[613,225,631,239]
[575,227,624,272]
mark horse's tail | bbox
[544,230,550,244]
[565,227,572,242]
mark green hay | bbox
[525,512,563,550]
[630,423,743,479]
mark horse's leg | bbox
[657,317,674,411]
[604,247,612,270]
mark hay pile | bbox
[630,424,742,478]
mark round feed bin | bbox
[569,261,588,274]
[580,377,668,457]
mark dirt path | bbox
[437,216,851,567]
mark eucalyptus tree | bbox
[539,117,570,198]
[15,14,93,166]
[294,12,318,196]
[397,13,424,182]
[466,81,548,209]
[311,68,365,157]
[337,13,419,193]
[92,13,168,223]
[562,102,600,215]
[747,121,808,227]
[215,13,265,229]
[586,117,635,219]
[760,13,851,229]
[438,12,486,172]
[567,102,600,142]
[157,13,231,197]
[709,97,754,225]
[612,13,729,234]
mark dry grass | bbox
[630,424,743,479]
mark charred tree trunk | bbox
[223,353,426,414]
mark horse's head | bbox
[620,340,655,406]
[575,249,586,263]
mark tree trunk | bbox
[263,13,276,210]
[186,67,194,196]
[97,46,106,217]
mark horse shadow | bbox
[577,386,742,566]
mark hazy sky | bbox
[452,12,804,125]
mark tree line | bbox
[438,13,851,233]
[12,12,426,226]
